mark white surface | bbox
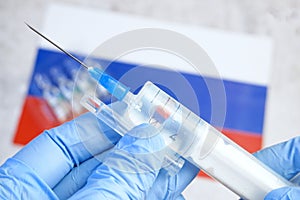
[1,1,300,200]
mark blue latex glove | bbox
[0,111,199,199]
[0,112,120,199]
[255,136,300,200]
[54,126,199,200]
[68,123,167,199]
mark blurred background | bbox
[1,1,300,199]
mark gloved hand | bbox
[54,126,199,200]
[255,137,300,200]
[0,104,199,199]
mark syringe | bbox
[26,23,294,200]
[81,81,293,200]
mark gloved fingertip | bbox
[264,187,300,200]
[126,123,158,138]
[116,123,165,154]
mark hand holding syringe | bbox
[26,23,294,200]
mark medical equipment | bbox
[26,23,293,200]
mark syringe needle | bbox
[25,22,89,69]
[25,22,131,101]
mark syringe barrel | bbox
[81,79,292,199]
[132,81,292,200]
[188,125,291,200]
